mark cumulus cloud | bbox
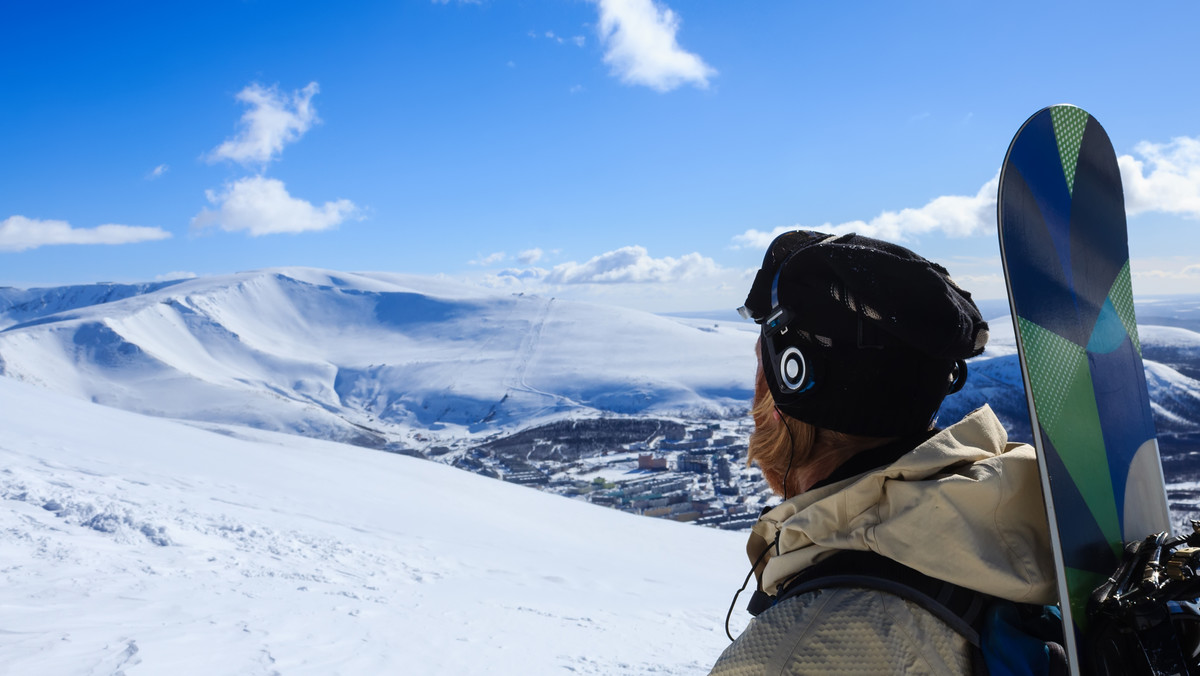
[146,164,169,180]
[732,133,1200,252]
[593,0,715,92]
[191,177,359,236]
[517,248,544,264]
[495,267,547,281]
[542,245,720,284]
[207,82,320,166]
[1119,136,1200,218]
[0,216,170,252]
[733,173,1000,249]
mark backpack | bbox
[755,550,1067,676]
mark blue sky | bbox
[3,0,1198,311]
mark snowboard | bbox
[997,104,1171,674]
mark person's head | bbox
[740,231,988,495]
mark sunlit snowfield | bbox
[0,377,747,674]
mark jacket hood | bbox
[745,405,1056,605]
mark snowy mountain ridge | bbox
[0,268,758,454]
[2,270,1198,470]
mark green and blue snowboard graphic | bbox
[998,104,1171,673]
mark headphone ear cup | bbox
[777,346,808,393]
[947,359,968,395]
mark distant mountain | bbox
[944,296,1200,467]
[0,280,187,329]
[1,271,1197,500]
[0,269,757,452]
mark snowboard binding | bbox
[1086,522,1200,676]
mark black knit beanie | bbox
[742,230,988,437]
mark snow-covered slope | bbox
[0,269,757,451]
[0,375,747,675]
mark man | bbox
[710,231,1056,675]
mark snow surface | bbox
[0,376,748,674]
[2,273,1198,674]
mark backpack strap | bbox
[772,550,991,647]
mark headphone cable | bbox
[724,537,775,642]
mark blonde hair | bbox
[748,386,899,497]
[748,387,816,477]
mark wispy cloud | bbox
[207,82,320,167]
[1119,136,1200,218]
[593,0,715,92]
[495,267,546,281]
[0,215,170,252]
[539,30,586,47]
[517,248,544,264]
[156,271,198,281]
[146,164,169,180]
[540,245,721,284]
[1128,256,1200,295]
[191,177,359,236]
[470,251,507,266]
[733,173,1000,249]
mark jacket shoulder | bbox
[709,587,971,676]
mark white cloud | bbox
[732,173,1000,249]
[207,82,320,166]
[495,267,547,281]
[146,164,169,180]
[478,256,750,312]
[191,177,359,236]
[543,245,721,284]
[0,215,171,252]
[517,248,544,264]
[156,271,198,281]
[534,30,585,47]
[593,0,715,92]
[470,251,507,266]
[1128,256,1200,295]
[1119,136,1200,218]
[731,133,1200,254]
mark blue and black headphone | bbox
[738,234,841,399]
[740,232,969,404]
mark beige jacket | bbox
[710,405,1056,675]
